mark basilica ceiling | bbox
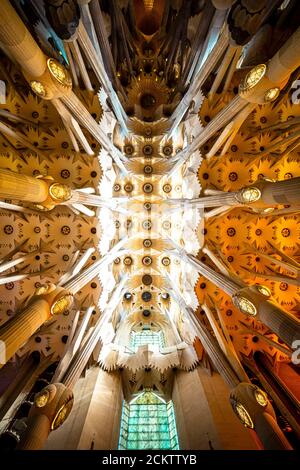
[0,0,299,404]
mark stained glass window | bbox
[118,391,179,450]
[130,329,165,351]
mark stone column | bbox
[17,277,127,450]
[0,168,73,209]
[184,306,240,389]
[179,251,300,350]
[63,238,128,295]
[0,0,72,100]
[231,286,300,350]
[168,280,292,449]
[0,285,73,366]
[169,26,230,135]
[172,368,256,450]
[0,352,40,420]
[167,177,300,210]
[0,169,49,203]
[0,1,128,172]
[0,0,46,78]
[254,177,300,207]
[239,27,300,104]
[17,383,74,450]
[230,383,292,450]
[44,368,123,450]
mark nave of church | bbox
[0,0,299,451]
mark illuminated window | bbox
[130,329,165,351]
[118,391,179,450]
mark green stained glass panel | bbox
[118,391,179,450]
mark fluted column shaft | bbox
[0,298,50,367]
[178,249,300,349]
[76,20,128,133]
[167,192,239,209]
[185,307,240,389]
[185,253,240,295]
[61,92,128,173]
[63,257,108,294]
[17,278,126,450]
[18,414,51,450]
[241,27,300,104]
[258,177,300,207]
[0,287,69,366]
[17,382,74,450]
[230,383,292,450]
[169,287,292,449]
[169,26,229,132]
[61,279,127,387]
[170,177,300,209]
[170,95,247,168]
[0,0,47,78]
[245,291,300,349]
[0,168,49,203]
[268,27,300,85]
[63,245,127,294]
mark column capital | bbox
[232,285,270,318]
[230,382,274,429]
[33,177,73,211]
[32,382,74,430]
[27,57,72,100]
[238,63,281,105]
[34,283,74,315]
[17,382,74,449]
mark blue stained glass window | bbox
[118,391,179,450]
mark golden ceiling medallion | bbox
[51,397,74,430]
[49,183,72,202]
[143,144,153,156]
[163,184,172,193]
[235,296,257,316]
[124,256,133,266]
[143,183,153,193]
[254,388,268,407]
[163,145,173,156]
[47,58,72,88]
[30,80,47,98]
[240,64,267,91]
[124,182,134,193]
[144,165,153,175]
[142,256,152,265]
[35,389,50,408]
[235,402,254,429]
[239,186,261,204]
[51,294,74,315]
[142,219,152,230]
[161,257,170,266]
[256,285,271,298]
[124,144,134,156]
[127,75,169,119]
[264,87,280,103]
